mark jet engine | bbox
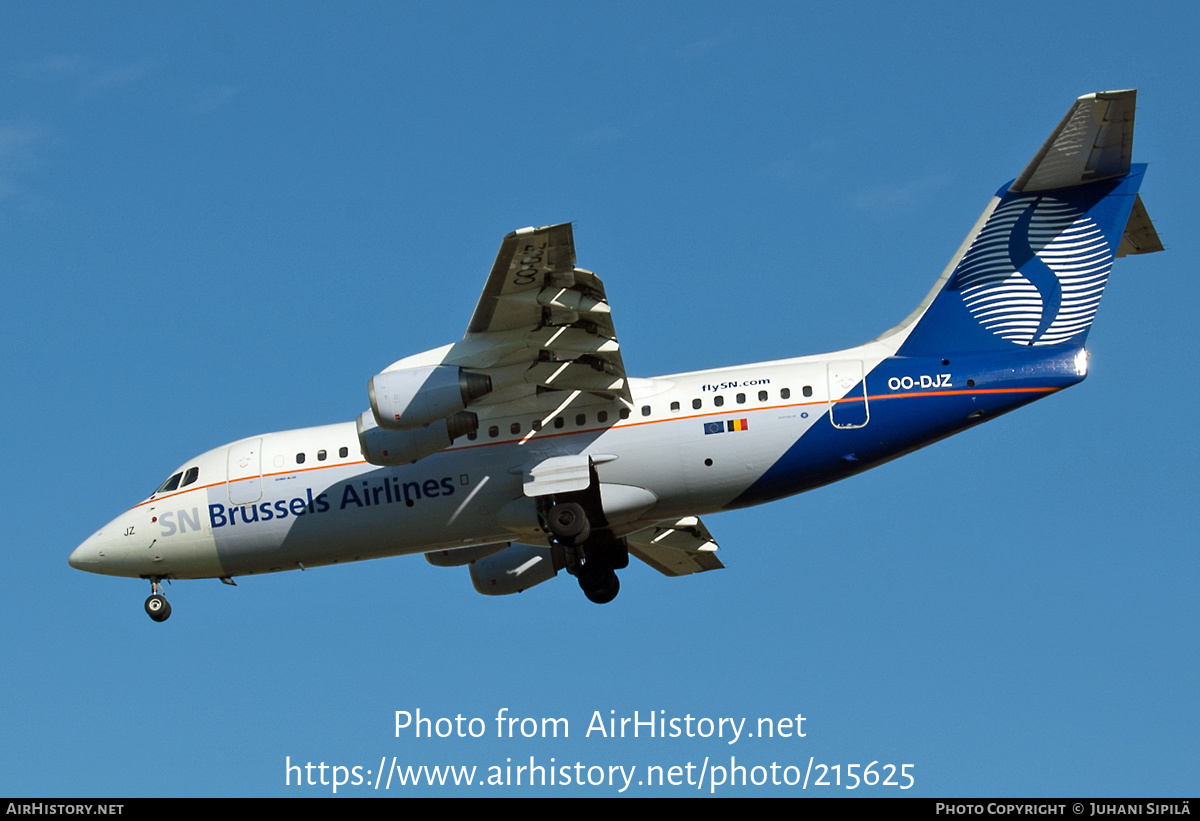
[368,365,492,430]
[356,409,477,465]
[469,543,560,596]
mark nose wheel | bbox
[144,579,172,622]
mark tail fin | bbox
[889,90,1162,358]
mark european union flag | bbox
[704,421,725,435]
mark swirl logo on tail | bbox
[951,195,1113,346]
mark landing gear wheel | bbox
[577,561,620,604]
[145,594,172,622]
[547,502,590,546]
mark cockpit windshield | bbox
[153,466,200,497]
[154,472,183,495]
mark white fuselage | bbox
[69,344,896,582]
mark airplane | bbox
[70,90,1162,621]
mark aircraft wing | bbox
[626,517,724,576]
[441,223,631,402]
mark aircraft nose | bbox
[69,530,108,572]
[69,537,97,570]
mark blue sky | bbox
[2,2,1196,797]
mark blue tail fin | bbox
[892,90,1162,358]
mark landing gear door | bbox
[827,361,869,429]
[522,454,593,497]
[227,437,263,505]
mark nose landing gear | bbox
[144,578,172,622]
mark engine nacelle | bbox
[368,365,492,430]
[469,543,560,596]
[357,409,477,466]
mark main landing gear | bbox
[576,559,620,604]
[144,578,172,622]
[544,501,627,605]
[546,502,590,547]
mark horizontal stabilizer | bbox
[1117,194,1164,257]
[1012,90,1137,192]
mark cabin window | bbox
[488,426,499,438]
[781,388,791,400]
[758,390,768,401]
[532,420,542,431]
[598,410,609,423]
[339,447,349,458]
[692,398,702,410]
[467,431,477,441]
[619,408,630,420]
[510,422,521,435]
[670,401,680,412]
[573,413,584,426]
[554,417,565,429]
[803,386,813,397]
[641,405,651,416]
[296,453,306,464]
[714,395,724,407]
[181,467,199,488]
[736,393,745,404]
[317,449,327,461]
